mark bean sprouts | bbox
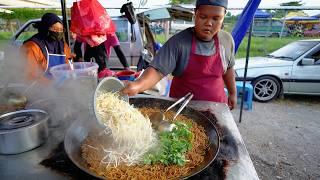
[95,92,157,167]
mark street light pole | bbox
[60,0,70,47]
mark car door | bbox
[108,18,131,69]
[290,45,320,94]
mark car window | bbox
[269,41,320,61]
[113,19,129,42]
[16,22,38,44]
[174,19,184,24]
[306,49,320,65]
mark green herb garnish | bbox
[144,121,192,166]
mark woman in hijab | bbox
[22,13,73,80]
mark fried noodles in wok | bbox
[82,108,209,179]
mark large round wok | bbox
[64,96,220,179]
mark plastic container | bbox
[115,70,136,81]
[49,62,99,108]
[50,62,99,79]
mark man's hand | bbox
[228,93,237,110]
[223,67,237,110]
[121,81,142,96]
[121,67,163,96]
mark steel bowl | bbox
[93,77,129,126]
[0,109,49,154]
[64,96,220,179]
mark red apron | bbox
[170,35,227,103]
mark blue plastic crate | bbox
[236,82,253,110]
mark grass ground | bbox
[153,33,305,59]
[235,36,303,58]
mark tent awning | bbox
[284,16,319,21]
[254,9,271,18]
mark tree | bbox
[0,8,62,22]
[280,1,304,6]
[169,0,194,5]
[271,1,303,18]
[0,8,63,34]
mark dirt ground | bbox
[231,95,320,180]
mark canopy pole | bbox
[239,23,253,123]
[61,0,71,48]
[280,10,288,38]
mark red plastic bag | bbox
[70,0,116,36]
[98,68,115,79]
[77,34,107,47]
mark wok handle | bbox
[173,93,194,120]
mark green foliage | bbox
[0,32,13,40]
[272,1,303,18]
[169,0,194,5]
[280,1,304,6]
[0,8,62,22]
[143,121,192,166]
[154,34,167,44]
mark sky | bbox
[64,0,320,15]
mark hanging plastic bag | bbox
[77,34,107,47]
[70,0,116,36]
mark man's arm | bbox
[223,67,237,110]
[121,67,163,96]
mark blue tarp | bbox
[231,0,262,53]
[312,14,320,18]
[254,9,271,18]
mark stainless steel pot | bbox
[64,96,220,179]
[0,109,49,154]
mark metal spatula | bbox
[149,92,194,132]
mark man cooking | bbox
[122,0,237,110]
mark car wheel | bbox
[252,76,281,102]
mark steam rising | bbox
[0,45,97,128]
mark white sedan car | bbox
[235,39,320,102]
